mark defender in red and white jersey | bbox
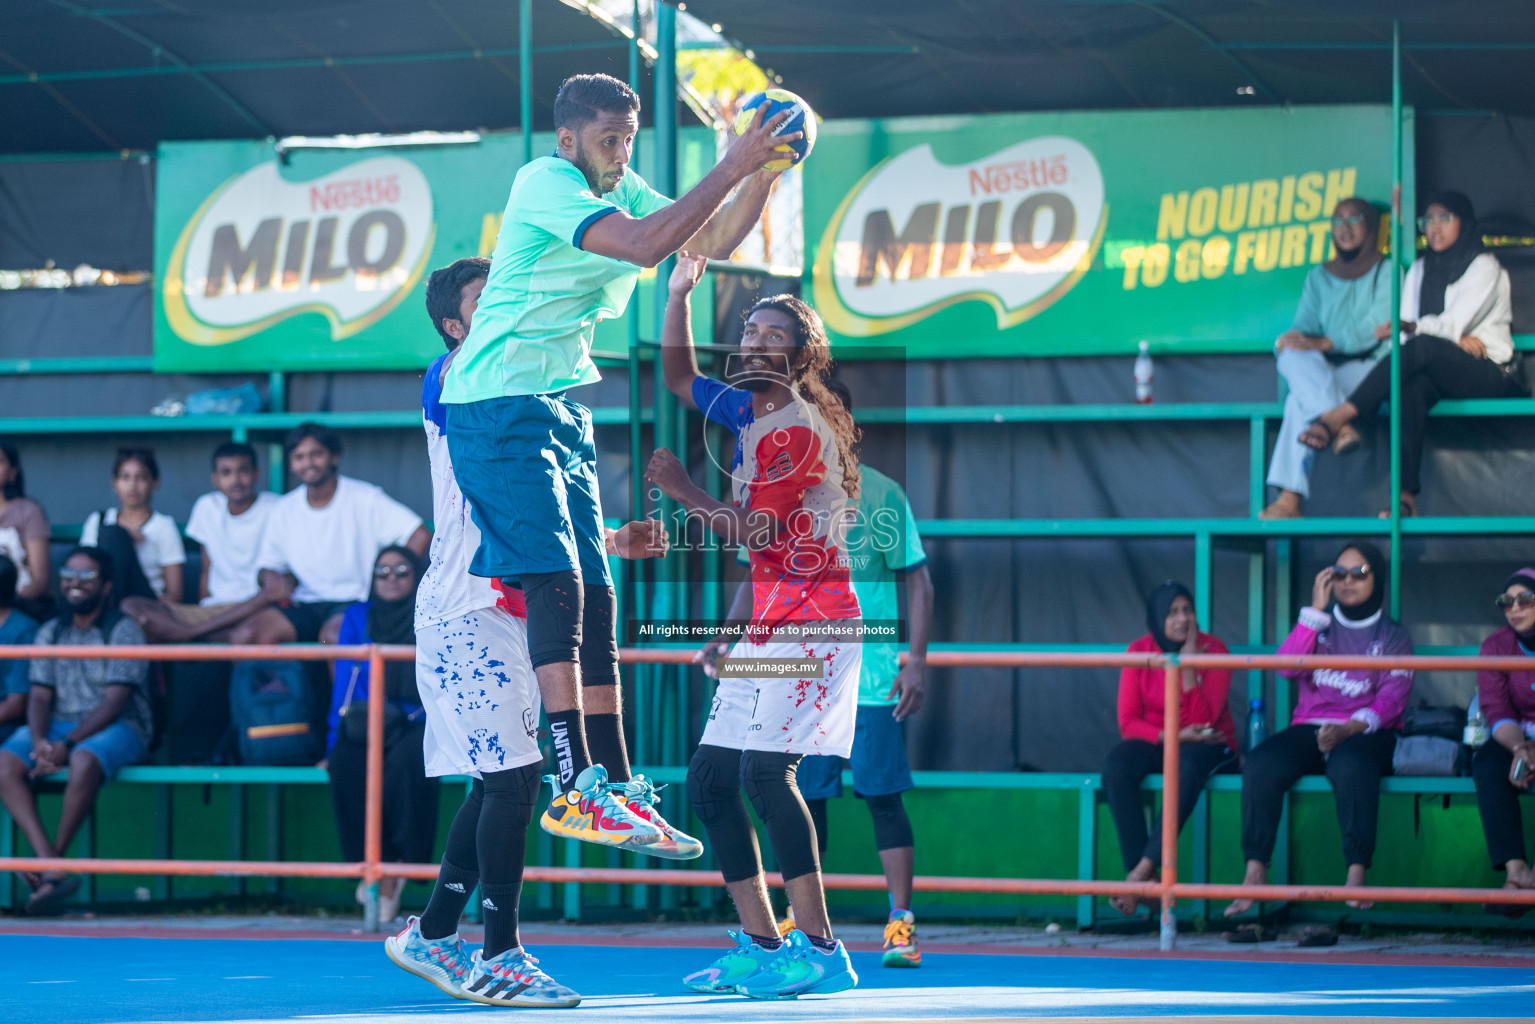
[647,253,862,1000]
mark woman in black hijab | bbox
[1102,580,1237,915]
[326,545,436,924]
[1299,191,1526,516]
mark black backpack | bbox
[228,660,320,765]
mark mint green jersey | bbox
[442,156,671,403]
[846,465,928,705]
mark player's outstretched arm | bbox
[660,252,708,410]
[683,168,778,261]
[645,447,783,550]
[579,105,798,268]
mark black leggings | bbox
[1346,334,1526,494]
[327,718,438,864]
[1102,739,1237,872]
[1239,724,1396,868]
[1472,742,1534,871]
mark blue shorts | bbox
[2,719,145,781]
[445,393,611,586]
[797,704,913,800]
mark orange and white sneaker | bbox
[539,765,663,851]
[882,909,921,967]
[612,774,704,860]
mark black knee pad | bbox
[864,792,914,852]
[579,584,620,687]
[476,762,543,885]
[740,749,820,881]
[520,570,583,669]
[687,745,761,883]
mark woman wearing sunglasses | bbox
[325,545,434,924]
[1471,567,1535,914]
[1261,198,1394,520]
[1224,541,1413,930]
[1299,191,1526,517]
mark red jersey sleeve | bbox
[747,424,826,524]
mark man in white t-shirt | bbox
[235,424,430,645]
[121,442,284,642]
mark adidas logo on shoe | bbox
[446,882,466,893]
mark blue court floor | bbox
[5,933,1534,1023]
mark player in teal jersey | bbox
[442,74,796,849]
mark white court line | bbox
[26,980,74,984]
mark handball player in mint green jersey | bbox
[441,73,797,849]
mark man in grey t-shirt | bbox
[0,546,149,915]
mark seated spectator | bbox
[1225,541,1411,927]
[0,554,40,745]
[325,546,433,924]
[1471,567,1535,913]
[0,546,150,916]
[1104,581,1237,916]
[237,423,429,645]
[1300,192,1528,517]
[81,448,186,602]
[1261,198,1393,519]
[121,442,284,642]
[0,439,54,619]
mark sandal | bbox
[25,874,81,917]
[1484,882,1533,918]
[1331,424,1362,456]
[1223,922,1274,944]
[1296,924,1338,947]
[1297,420,1335,451]
[1258,498,1302,520]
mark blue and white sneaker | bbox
[383,915,471,999]
[736,928,858,1000]
[461,946,581,1007]
[682,930,783,992]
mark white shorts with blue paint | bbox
[415,606,542,778]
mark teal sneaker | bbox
[382,915,470,999]
[461,947,581,1007]
[736,928,858,1000]
[681,930,783,993]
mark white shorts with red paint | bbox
[699,637,861,758]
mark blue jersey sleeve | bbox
[422,353,450,432]
[692,375,753,434]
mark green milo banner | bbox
[153,129,714,372]
[806,104,1413,356]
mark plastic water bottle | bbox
[1246,698,1269,752]
[1464,692,1489,748]
[1134,340,1154,404]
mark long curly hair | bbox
[746,295,861,500]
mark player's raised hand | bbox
[669,251,708,296]
[645,447,692,500]
[609,519,670,560]
[720,103,799,179]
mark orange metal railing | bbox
[0,643,1532,947]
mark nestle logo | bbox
[309,175,401,213]
[968,156,1067,197]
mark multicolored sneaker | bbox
[540,765,664,851]
[681,930,784,993]
[736,928,858,1000]
[613,775,704,860]
[383,916,471,999]
[776,914,796,938]
[461,947,581,1007]
[882,909,921,967]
